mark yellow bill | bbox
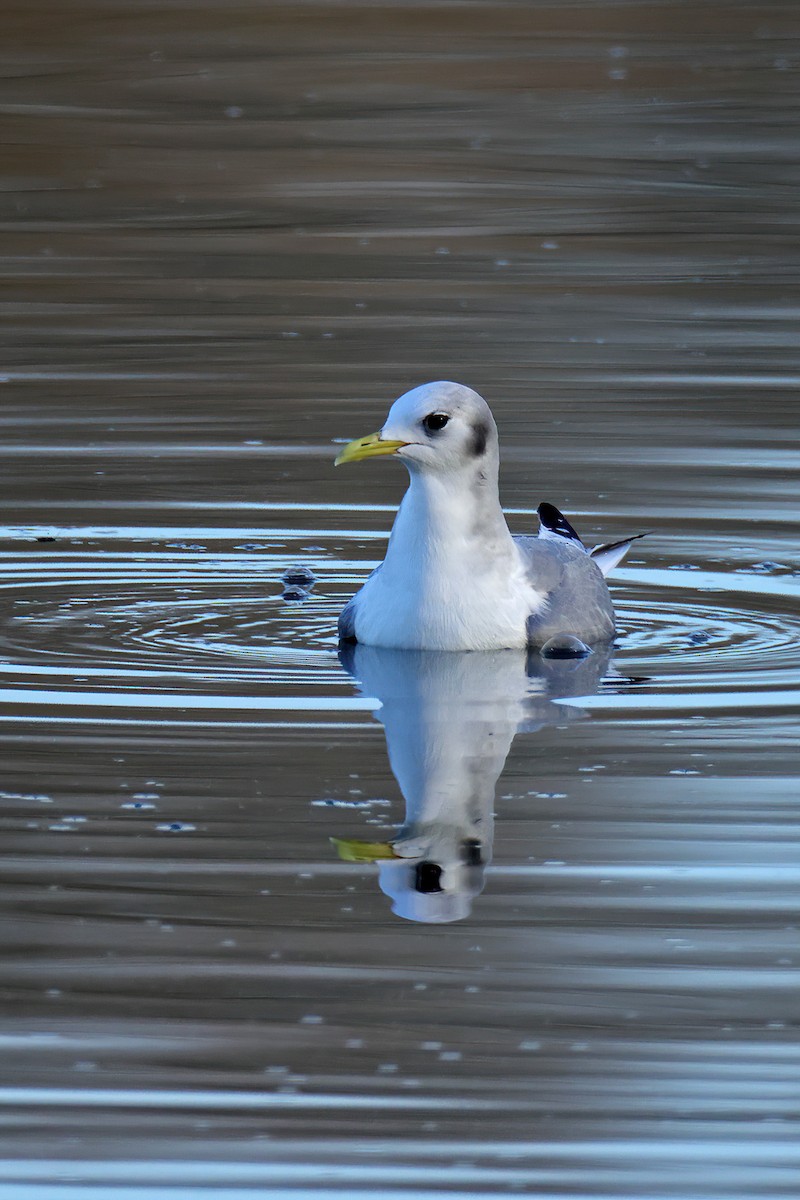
[334,431,408,466]
[330,836,399,862]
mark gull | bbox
[334,381,646,653]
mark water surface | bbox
[2,2,800,1196]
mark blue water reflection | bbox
[337,642,611,922]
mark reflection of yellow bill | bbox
[334,432,408,466]
[330,837,398,862]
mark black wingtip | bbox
[589,531,652,559]
[537,502,583,545]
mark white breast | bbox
[353,514,543,651]
[355,567,537,650]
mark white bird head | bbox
[335,380,499,477]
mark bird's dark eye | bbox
[422,412,449,433]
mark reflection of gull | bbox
[335,381,646,652]
[334,642,611,923]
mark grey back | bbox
[516,536,616,646]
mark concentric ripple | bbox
[0,514,798,722]
[598,564,800,712]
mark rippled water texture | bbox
[2,2,800,1196]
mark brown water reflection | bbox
[2,2,800,1196]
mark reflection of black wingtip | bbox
[602,675,651,688]
[537,502,583,545]
[415,862,444,894]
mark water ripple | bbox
[0,515,796,723]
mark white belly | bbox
[354,552,540,651]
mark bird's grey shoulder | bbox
[338,596,359,642]
[337,563,383,643]
[514,535,615,647]
[514,534,589,586]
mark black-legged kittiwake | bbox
[335,381,647,653]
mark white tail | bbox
[590,532,650,577]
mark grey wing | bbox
[514,535,616,647]
[337,563,383,643]
[337,595,359,642]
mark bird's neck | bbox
[387,464,515,569]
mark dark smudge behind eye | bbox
[470,421,489,457]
